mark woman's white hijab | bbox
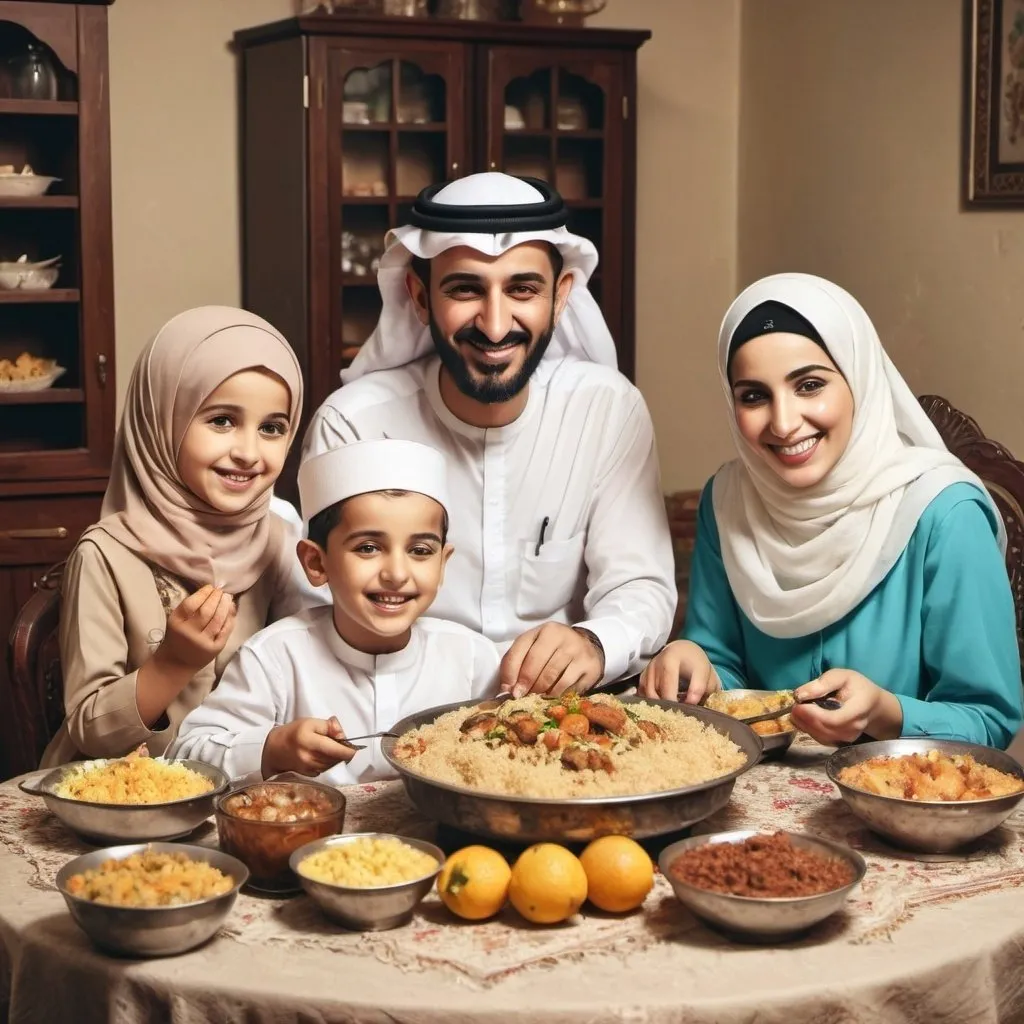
[341,173,617,383]
[712,272,1002,639]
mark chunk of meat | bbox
[561,746,591,771]
[460,712,498,739]
[543,728,565,751]
[506,711,540,746]
[549,705,567,723]
[561,713,590,738]
[580,700,627,735]
[587,749,615,773]
[636,720,663,741]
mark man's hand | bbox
[261,716,357,778]
[639,640,719,703]
[499,623,605,698]
[790,669,903,745]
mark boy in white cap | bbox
[170,439,500,785]
[303,173,681,699]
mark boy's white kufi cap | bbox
[298,439,450,522]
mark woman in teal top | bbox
[641,273,1022,749]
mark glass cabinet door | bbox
[327,42,467,381]
[483,48,624,358]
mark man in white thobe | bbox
[303,173,676,697]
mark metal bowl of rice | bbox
[382,695,762,843]
[20,757,228,845]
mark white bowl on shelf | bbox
[0,256,61,290]
[0,174,60,197]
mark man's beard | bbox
[429,308,555,404]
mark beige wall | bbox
[108,0,292,408]
[739,0,1024,459]
[593,0,741,490]
[106,1,739,490]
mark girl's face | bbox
[729,332,854,489]
[177,369,292,513]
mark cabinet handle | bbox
[97,353,108,387]
[489,160,497,170]
[451,161,459,174]
[1,527,68,540]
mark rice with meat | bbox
[53,756,215,804]
[393,695,747,798]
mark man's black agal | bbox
[408,177,568,233]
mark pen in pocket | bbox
[535,515,550,556]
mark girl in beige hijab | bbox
[42,306,320,767]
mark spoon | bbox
[740,691,842,727]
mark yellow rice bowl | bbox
[298,836,439,887]
[53,757,215,805]
[393,695,747,799]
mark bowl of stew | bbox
[214,779,346,893]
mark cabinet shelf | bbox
[504,128,606,139]
[343,121,448,132]
[0,196,79,209]
[342,274,378,286]
[0,388,84,405]
[0,99,79,116]
[0,289,80,304]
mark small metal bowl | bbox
[290,832,443,931]
[825,738,1024,853]
[20,759,229,845]
[215,779,346,894]
[55,842,248,958]
[659,830,866,941]
[704,689,797,758]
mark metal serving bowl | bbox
[215,780,346,894]
[20,759,229,845]
[704,689,797,758]
[290,833,444,931]
[55,842,248,957]
[658,829,866,940]
[825,738,1024,854]
[381,696,763,843]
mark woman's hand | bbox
[155,584,237,675]
[639,640,720,703]
[262,716,357,777]
[790,668,903,745]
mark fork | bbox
[740,690,842,727]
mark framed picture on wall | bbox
[964,0,1024,205]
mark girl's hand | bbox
[262,716,357,777]
[790,668,903,745]
[639,640,720,704]
[155,584,237,674]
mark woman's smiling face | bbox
[729,332,854,489]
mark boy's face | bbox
[297,491,453,654]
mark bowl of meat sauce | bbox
[658,830,865,940]
[214,780,346,894]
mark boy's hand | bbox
[639,640,719,703]
[261,716,358,778]
[499,623,605,698]
[154,584,236,675]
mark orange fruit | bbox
[437,845,511,921]
[579,835,654,913]
[508,842,588,924]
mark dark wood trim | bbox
[0,289,80,303]
[0,196,79,208]
[0,388,83,405]
[0,99,78,115]
[236,16,650,50]
[618,47,638,382]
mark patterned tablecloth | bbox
[3,740,1024,1023]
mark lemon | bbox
[508,842,588,924]
[579,835,654,913]
[437,845,511,921]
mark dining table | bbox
[3,738,1024,1024]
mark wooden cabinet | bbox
[0,0,115,779]
[235,14,649,448]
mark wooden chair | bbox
[919,395,1024,665]
[4,563,64,781]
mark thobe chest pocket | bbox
[516,533,586,620]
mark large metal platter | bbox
[382,696,763,843]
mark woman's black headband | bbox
[408,176,568,233]
[728,300,826,364]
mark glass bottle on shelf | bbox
[7,42,58,101]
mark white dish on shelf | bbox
[0,174,61,197]
[0,255,61,290]
[0,365,66,393]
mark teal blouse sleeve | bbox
[896,494,1023,747]
[681,480,747,689]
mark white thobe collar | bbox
[323,616,423,675]
[423,355,543,440]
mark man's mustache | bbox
[452,324,531,349]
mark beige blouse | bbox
[41,521,322,768]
